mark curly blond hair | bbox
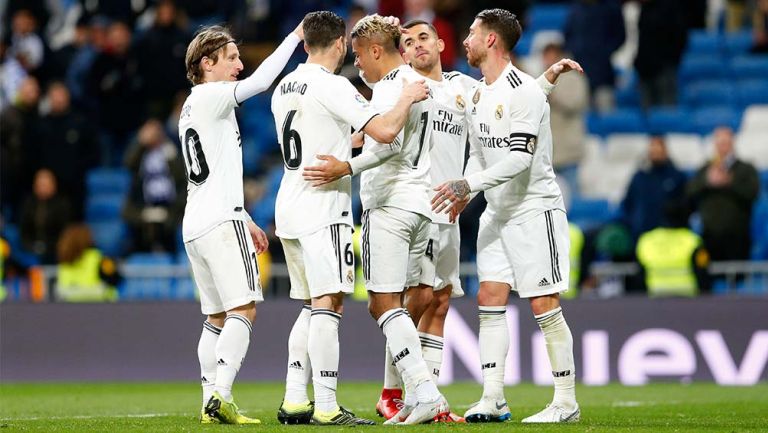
[350,14,400,52]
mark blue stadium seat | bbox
[681,80,737,106]
[730,55,768,80]
[85,194,124,222]
[597,109,647,135]
[513,34,532,56]
[691,105,742,135]
[685,30,722,55]
[121,253,175,300]
[646,108,694,134]
[568,198,614,231]
[88,221,127,257]
[751,193,768,260]
[527,4,569,32]
[736,80,768,107]
[586,111,605,136]
[1,224,40,267]
[86,168,131,196]
[615,84,641,109]
[678,56,729,82]
[723,30,754,57]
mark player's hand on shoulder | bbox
[303,155,351,186]
[246,221,269,254]
[381,15,402,31]
[293,19,305,40]
[402,78,429,103]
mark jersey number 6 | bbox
[281,110,302,170]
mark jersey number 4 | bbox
[281,110,302,170]
[183,128,210,185]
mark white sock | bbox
[198,321,221,406]
[383,345,401,390]
[478,306,508,401]
[378,308,440,404]
[308,308,341,413]
[419,332,444,383]
[284,305,311,404]
[214,314,252,402]
[535,307,576,410]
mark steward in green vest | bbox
[636,204,710,296]
[56,225,119,302]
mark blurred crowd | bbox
[1,0,766,300]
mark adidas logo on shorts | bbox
[538,278,550,287]
[288,361,304,370]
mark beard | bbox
[333,55,344,74]
[410,53,437,72]
[467,47,485,67]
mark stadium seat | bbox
[86,168,131,196]
[735,131,768,169]
[691,105,741,135]
[568,198,614,231]
[121,253,175,300]
[513,33,533,56]
[678,56,729,82]
[685,30,722,55]
[1,224,40,267]
[730,55,768,80]
[597,109,647,135]
[740,104,768,132]
[85,194,124,222]
[527,4,569,32]
[665,134,706,170]
[605,133,649,164]
[736,80,768,108]
[647,108,693,134]
[88,221,127,257]
[681,80,737,107]
[723,30,754,57]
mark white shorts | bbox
[361,206,431,293]
[476,209,570,298]
[281,223,355,300]
[185,220,263,315]
[418,223,464,297]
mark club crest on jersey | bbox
[472,89,481,104]
[495,105,503,120]
[456,95,465,110]
[346,270,354,284]
[527,136,537,153]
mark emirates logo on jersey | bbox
[456,95,465,110]
[495,105,504,120]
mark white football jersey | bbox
[426,71,476,224]
[359,65,435,218]
[271,63,379,238]
[466,62,564,224]
[178,81,249,242]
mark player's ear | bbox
[437,38,445,54]
[303,42,310,55]
[487,32,496,49]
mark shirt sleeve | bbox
[464,82,545,192]
[232,33,301,105]
[317,77,380,131]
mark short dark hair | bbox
[303,11,346,51]
[475,8,522,52]
[402,19,438,36]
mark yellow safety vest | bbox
[561,223,584,299]
[57,249,117,302]
[0,238,7,302]
[636,228,701,297]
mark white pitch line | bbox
[611,400,681,407]
[1,412,182,421]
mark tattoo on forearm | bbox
[450,180,470,200]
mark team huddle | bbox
[179,8,583,426]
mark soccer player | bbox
[432,9,581,423]
[372,19,583,422]
[302,14,449,425]
[180,23,303,424]
[271,11,430,425]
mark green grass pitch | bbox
[1,382,767,432]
